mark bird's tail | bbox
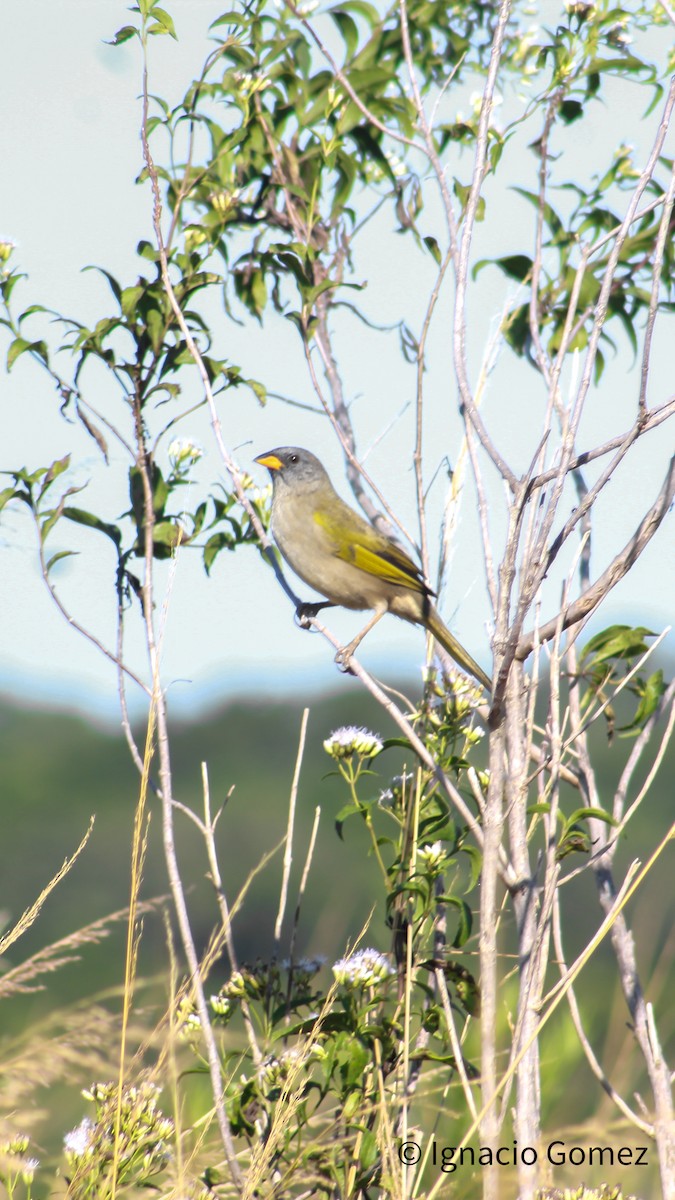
[426,607,491,693]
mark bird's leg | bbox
[335,603,387,672]
[295,600,336,629]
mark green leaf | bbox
[46,550,78,574]
[121,286,145,317]
[0,486,22,512]
[358,1129,378,1170]
[204,530,234,574]
[63,507,122,547]
[564,807,615,829]
[446,896,472,948]
[473,253,533,283]
[106,25,138,46]
[246,378,267,405]
[443,961,480,1017]
[513,187,564,240]
[619,669,666,735]
[38,455,71,499]
[582,624,655,666]
[147,7,177,37]
[153,520,186,548]
[423,235,442,265]
[331,9,360,59]
[83,265,122,302]
[462,843,482,890]
[559,99,583,124]
[453,180,486,221]
[209,11,250,30]
[146,306,166,353]
[7,336,48,371]
[76,404,109,463]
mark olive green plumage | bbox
[255,446,491,692]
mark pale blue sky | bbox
[1,3,673,722]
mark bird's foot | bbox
[334,644,356,675]
[295,600,333,630]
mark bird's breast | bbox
[271,495,385,610]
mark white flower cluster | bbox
[0,1133,39,1183]
[64,1081,174,1172]
[64,1117,95,1158]
[332,948,394,988]
[323,726,383,759]
[168,437,203,475]
[379,770,415,806]
[210,993,233,1019]
[418,840,446,874]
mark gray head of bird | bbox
[254,446,331,495]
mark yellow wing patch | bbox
[314,509,429,594]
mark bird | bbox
[254,446,491,692]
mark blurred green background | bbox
[1,676,673,1196]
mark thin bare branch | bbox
[283,0,423,153]
[452,0,519,491]
[414,246,454,582]
[303,328,419,549]
[200,763,263,1070]
[526,396,675,493]
[639,160,675,414]
[287,804,321,971]
[33,510,149,697]
[517,456,675,660]
[434,966,479,1121]
[551,889,653,1136]
[274,708,310,944]
[141,55,243,1187]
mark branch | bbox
[283,0,424,154]
[551,889,653,1136]
[526,397,675,493]
[302,610,515,886]
[32,510,150,698]
[303,325,419,549]
[452,0,519,491]
[140,52,243,1190]
[509,79,675,663]
[414,246,454,582]
[517,455,675,660]
[639,159,675,415]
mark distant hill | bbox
[0,680,672,1016]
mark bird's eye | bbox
[289,454,299,464]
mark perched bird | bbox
[254,446,491,692]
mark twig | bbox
[140,49,243,1187]
[304,327,418,548]
[434,967,479,1121]
[507,80,675,679]
[413,246,454,582]
[301,611,515,885]
[282,0,423,153]
[451,0,519,491]
[565,643,675,1195]
[550,888,653,1135]
[525,396,675,493]
[639,159,675,414]
[200,763,263,1070]
[33,509,149,697]
[274,708,309,944]
[287,804,321,972]
[517,457,675,660]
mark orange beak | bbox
[254,452,284,471]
